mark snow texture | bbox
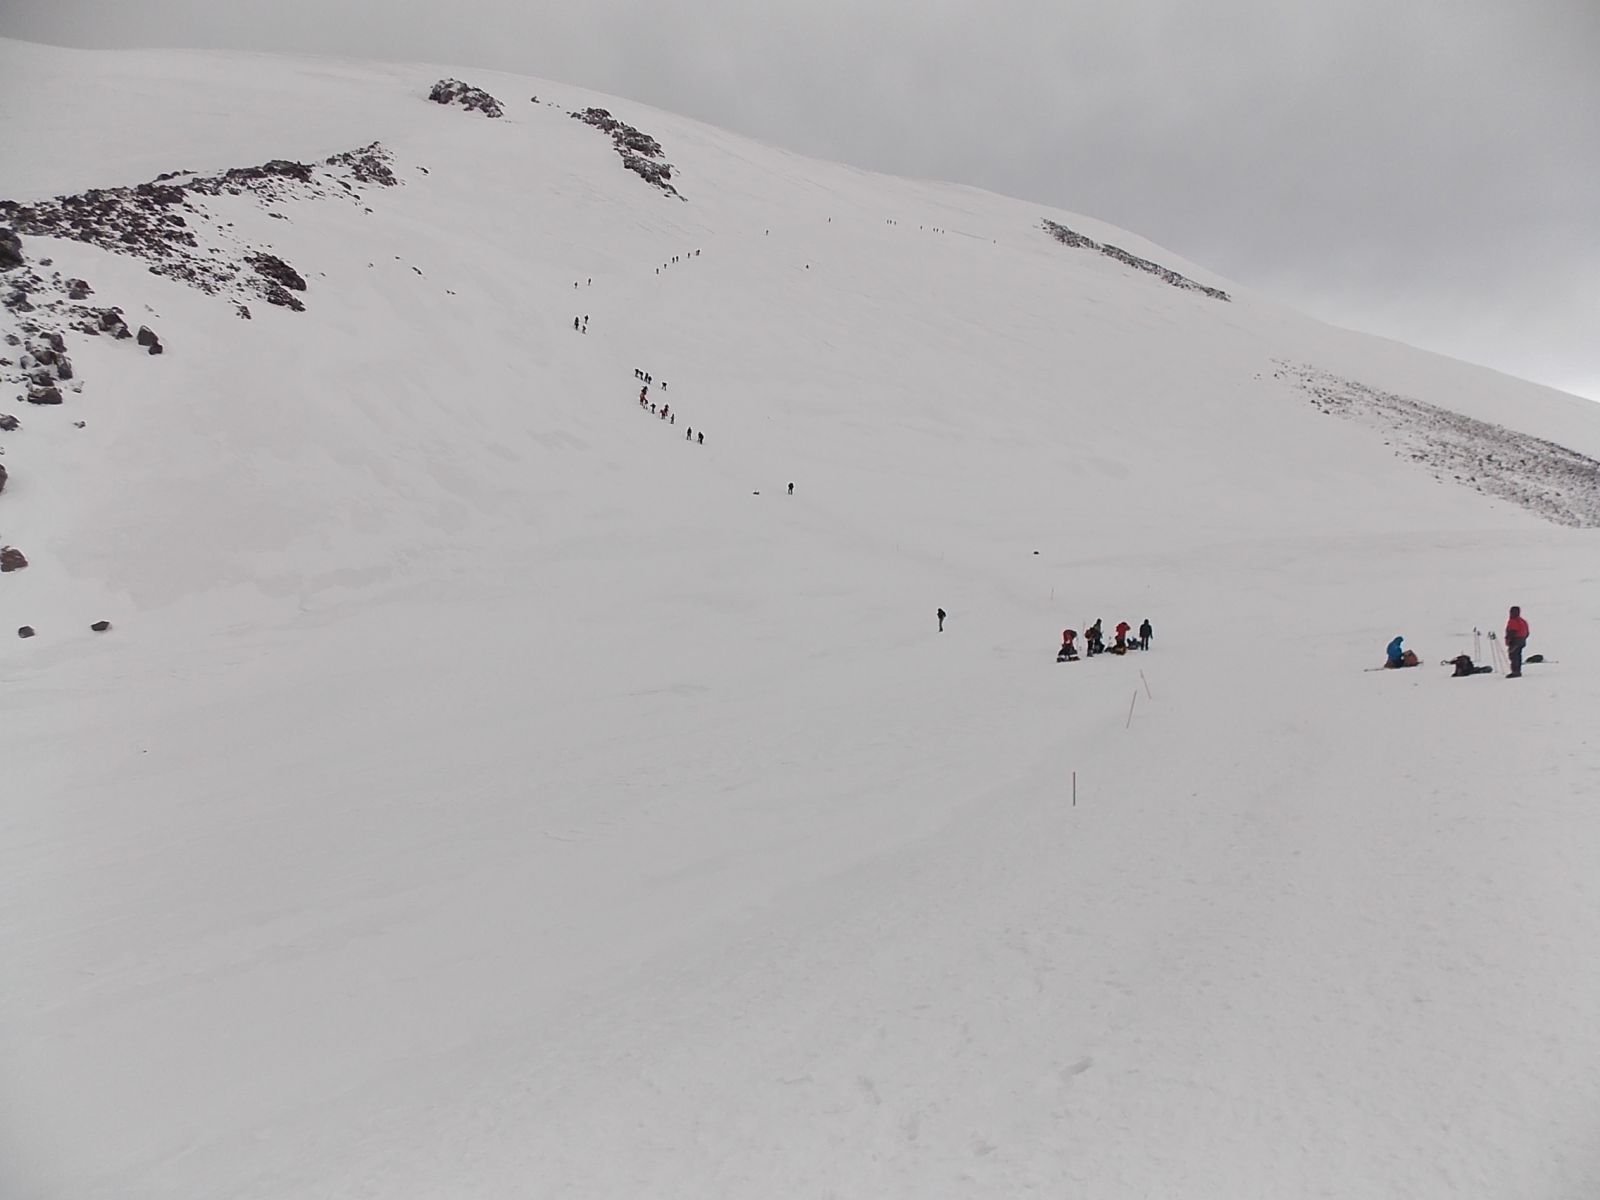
[2,35,1600,1200]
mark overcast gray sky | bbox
[4,0,1597,400]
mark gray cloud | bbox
[4,0,1597,399]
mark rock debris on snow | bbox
[1278,361,1600,527]
[1041,218,1230,301]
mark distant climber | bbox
[686,427,692,440]
[787,482,794,495]
[1058,629,1078,662]
[937,608,947,632]
[1505,606,1529,677]
[1114,620,1131,651]
[573,317,580,331]
[1138,619,1152,651]
[697,432,703,444]
[1085,620,1104,656]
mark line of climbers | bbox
[637,379,703,445]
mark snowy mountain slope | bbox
[3,38,1600,1200]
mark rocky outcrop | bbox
[0,143,399,311]
[26,385,62,404]
[0,414,18,431]
[428,79,504,118]
[1041,219,1229,302]
[0,462,7,493]
[0,545,27,571]
[569,108,683,198]
[136,325,164,354]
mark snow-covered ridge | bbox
[3,41,1600,1200]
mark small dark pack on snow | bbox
[91,620,112,632]
[17,625,35,638]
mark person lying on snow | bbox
[1447,654,1494,677]
[1384,636,1419,668]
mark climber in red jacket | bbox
[1504,606,1530,677]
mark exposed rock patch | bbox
[1042,219,1229,302]
[17,625,34,638]
[0,142,400,313]
[0,462,7,493]
[137,325,164,354]
[1277,361,1600,528]
[428,79,504,118]
[0,545,27,571]
[569,108,683,198]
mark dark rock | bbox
[97,308,130,337]
[0,226,22,271]
[17,626,34,639]
[0,546,27,572]
[5,288,33,312]
[428,79,504,118]
[258,282,305,312]
[26,385,62,405]
[246,253,306,292]
[0,462,7,493]
[54,354,72,380]
[235,303,252,320]
[0,414,18,431]
[65,277,93,299]
[137,325,163,354]
[74,420,85,428]
[91,620,112,632]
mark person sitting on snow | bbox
[1384,636,1419,668]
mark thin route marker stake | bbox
[1126,689,1138,729]
[1139,670,1152,700]
[1072,770,1076,807]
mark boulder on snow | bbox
[0,546,28,572]
[0,413,19,431]
[246,253,306,292]
[0,462,7,493]
[136,325,163,354]
[66,277,92,300]
[17,625,34,639]
[26,385,63,405]
[90,620,112,632]
[0,226,22,271]
[97,308,130,337]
